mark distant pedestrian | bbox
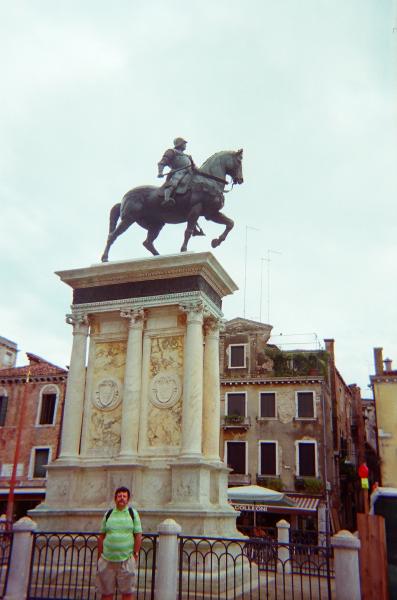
[96,486,142,600]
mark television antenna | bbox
[243,225,260,318]
[259,249,281,323]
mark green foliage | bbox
[257,477,284,491]
[263,348,329,377]
[295,476,324,493]
[339,459,358,480]
[224,413,244,424]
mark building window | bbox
[259,392,276,418]
[259,441,278,476]
[296,441,317,477]
[296,391,315,419]
[225,441,247,474]
[37,385,59,426]
[0,391,8,426]
[31,448,51,479]
[226,392,246,417]
[228,344,247,368]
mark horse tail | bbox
[108,203,121,233]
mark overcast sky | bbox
[1,1,396,394]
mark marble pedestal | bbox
[30,252,239,535]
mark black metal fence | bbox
[0,530,13,598]
[178,534,334,600]
[26,532,157,600]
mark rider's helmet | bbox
[173,137,187,148]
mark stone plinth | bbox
[30,253,239,536]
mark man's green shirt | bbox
[101,507,142,562]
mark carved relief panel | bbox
[147,335,184,448]
[86,340,127,456]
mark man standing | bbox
[157,137,195,207]
[97,486,142,600]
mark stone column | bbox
[331,530,361,600]
[59,314,89,459]
[277,519,291,573]
[154,519,182,600]
[5,516,37,600]
[203,316,221,460]
[180,302,204,458]
[119,309,145,459]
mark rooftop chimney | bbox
[374,347,383,375]
[324,339,335,361]
[383,358,393,372]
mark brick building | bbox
[0,352,67,520]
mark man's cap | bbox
[174,137,187,147]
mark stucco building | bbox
[370,347,397,487]
[219,318,365,533]
[0,336,17,369]
[0,352,67,520]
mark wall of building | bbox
[0,354,67,519]
[0,336,17,369]
[372,379,397,487]
[220,381,329,493]
[370,348,397,488]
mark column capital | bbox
[65,314,89,332]
[203,315,222,336]
[179,300,204,323]
[120,308,145,327]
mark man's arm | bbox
[158,149,175,176]
[133,532,142,561]
[98,533,105,558]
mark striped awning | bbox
[286,495,320,512]
[230,495,320,514]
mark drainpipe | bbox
[321,381,330,534]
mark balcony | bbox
[228,473,251,486]
[221,415,251,430]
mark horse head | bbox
[229,149,244,185]
[200,149,244,185]
[218,149,244,184]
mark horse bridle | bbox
[196,169,237,193]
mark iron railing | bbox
[0,530,13,598]
[178,534,334,600]
[237,527,331,547]
[27,531,157,600]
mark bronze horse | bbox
[101,149,243,261]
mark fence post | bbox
[4,516,37,600]
[277,519,291,573]
[155,518,182,600]
[331,530,361,600]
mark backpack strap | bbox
[128,507,135,521]
[105,509,113,522]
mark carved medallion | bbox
[277,396,295,424]
[150,372,181,409]
[93,378,121,411]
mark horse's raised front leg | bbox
[101,218,134,262]
[142,224,164,256]
[181,204,202,252]
[209,212,234,248]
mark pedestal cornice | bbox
[56,252,238,300]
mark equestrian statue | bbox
[101,138,244,261]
